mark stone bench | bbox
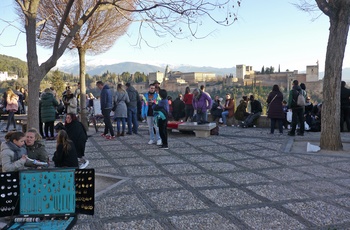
[167,121,217,137]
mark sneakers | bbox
[105,135,115,140]
[79,159,89,169]
[156,140,162,146]
[159,145,168,149]
[101,133,106,137]
[148,140,155,145]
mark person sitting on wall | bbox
[241,95,262,128]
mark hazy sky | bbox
[0,1,348,74]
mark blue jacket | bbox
[100,84,112,111]
[141,92,159,118]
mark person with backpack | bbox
[288,80,306,136]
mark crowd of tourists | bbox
[1,78,350,173]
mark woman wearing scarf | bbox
[1,131,28,172]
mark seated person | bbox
[53,130,79,168]
[210,95,224,121]
[304,96,314,127]
[171,94,185,121]
[25,128,49,168]
[221,93,236,126]
[310,103,322,132]
[1,131,28,172]
[241,95,262,128]
[235,96,249,122]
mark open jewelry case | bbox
[0,168,94,230]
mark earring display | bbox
[75,169,95,215]
[0,172,20,217]
[1,168,95,230]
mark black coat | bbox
[53,142,79,168]
[65,120,88,158]
[267,91,284,119]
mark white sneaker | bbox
[79,160,89,169]
[148,140,155,145]
[156,139,162,146]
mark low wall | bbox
[208,114,270,128]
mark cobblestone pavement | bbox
[2,123,350,229]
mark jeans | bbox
[147,116,160,141]
[244,112,261,127]
[127,107,138,134]
[290,107,304,134]
[196,111,208,122]
[102,108,114,136]
[270,118,283,134]
[221,111,229,125]
[115,117,126,133]
[6,111,16,130]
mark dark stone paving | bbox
[1,122,350,229]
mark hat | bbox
[153,80,160,84]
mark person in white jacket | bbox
[1,131,28,172]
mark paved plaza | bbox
[1,123,350,229]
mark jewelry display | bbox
[1,169,95,230]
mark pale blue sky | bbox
[0,1,348,75]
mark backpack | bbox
[292,90,306,107]
[210,126,219,135]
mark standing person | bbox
[288,80,305,136]
[65,113,89,169]
[3,88,19,132]
[96,81,115,139]
[125,82,139,135]
[172,94,185,121]
[341,81,350,132]
[25,128,49,168]
[183,87,194,122]
[14,86,24,114]
[153,89,169,149]
[241,95,262,128]
[63,89,78,115]
[192,88,212,124]
[266,85,285,134]
[1,131,27,172]
[142,84,161,145]
[40,88,59,140]
[20,87,28,114]
[221,93,236,126]
[153,80,161,93]
[52,130,79,168]
[113,84,130,137]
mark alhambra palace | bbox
[130,64,323,95]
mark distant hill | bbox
[0,54,28,78]
[59,61,236,76]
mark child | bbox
[153,89,169,149]
[53,130,79,168]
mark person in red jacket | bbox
[221,93,236,126]
[183,87,194,122]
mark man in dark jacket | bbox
[96,81,114,138]
[242,95,262,128]
[341,81,350,132]
[288,80,305,136]
[126,82,139,134]
[172,94,185,121]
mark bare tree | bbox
[14,0,241,130]
[37,0,132,129]
[295,0,350,150]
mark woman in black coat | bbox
[267,85,285,134]
[65,113,89,168]
[53,130,79,168]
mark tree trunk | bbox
[78,47,88,131]
[25,7,43,131]
[320,7,350,150]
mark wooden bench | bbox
[167,121,217,137]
